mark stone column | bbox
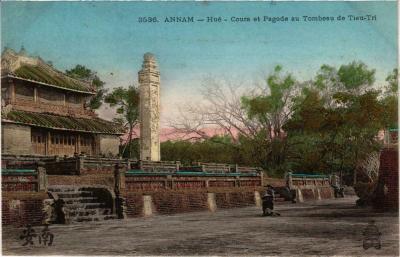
[296,188,304,203]
[254,191,262,207]
[143,195,154,217]
[207,193,217,212]
[316,188,322,200]
[138,53,160,161]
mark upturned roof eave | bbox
[1,74,96,95]
[1,119,125,135]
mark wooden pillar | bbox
[45,131,51,155]
[33,87,38,102]
[8,79,15,104]
[76,134,80,154]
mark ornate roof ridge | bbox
[1,48,95,93]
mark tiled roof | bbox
[1,49,95,94]
[9,64,95,94]
[2,110,124,135]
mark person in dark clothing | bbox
[262,185,280,216]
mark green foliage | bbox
[161,61,395,181]
[105,86,140,156]
[161,136,237,165]
[66,64,106,109]
[380,69,398,129]
[120,138,140,159]
[242,65,297,139]
[283,62,386,180]
[337,61,375,91]
[105,86,140,126]
[385,68,398,95]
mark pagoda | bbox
[1,48,124,156]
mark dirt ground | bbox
[2,196,398,256]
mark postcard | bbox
[1,1,398,256]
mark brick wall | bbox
[214,191,255,208]
[2,192,48,227]
[263,177,286,187]
[320,187,334,199]
[125,193,144,217]
[374,148,398,211]
[2,174,38,191]
[123,188,260,218]
[48,174,115,189]
[300,188,315,200]
[151,191,208,215]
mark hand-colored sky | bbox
[2,1,397,125]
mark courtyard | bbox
[2,196,398,256]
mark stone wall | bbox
[2,173,38,192]
[122,173,262,218]
[47,175,115,189]
[98,134,120,157]
[124,189,261,218]
[263,177,286,187]
[2,192,48,227]
[287,174,334,202]
[1,123,31,155]
[2,157,264,224]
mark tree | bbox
[168,76,262,150]
[385,68,398,95]
[285,62,386,183]
[104,86,140,157]
[242,65,299,140]
[240,65,301,175]
[380,68,398,129]
[66,65,106,109]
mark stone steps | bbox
[48,186,117,223]
[75,215,116,222]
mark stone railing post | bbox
[235,176,240,187]
[114,162,127,219]
[167,175,174,189]
[78,154,85,175]
[207,193,217,212]
[114,162,126,194]
[36,161,47,192]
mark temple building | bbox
[1,48,124,156]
